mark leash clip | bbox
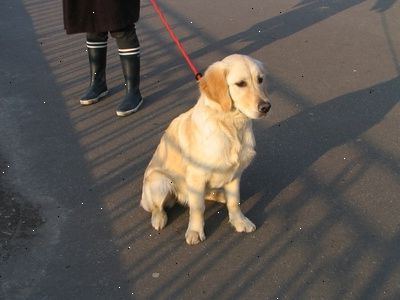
[195,72,203,81]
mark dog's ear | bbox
[199,61,232,112]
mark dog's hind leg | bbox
[205,188,226,203]
[141,171,173,231]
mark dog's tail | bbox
[141,171,175,212]
[140,177,154,212]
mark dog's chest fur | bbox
[194,110,256,187]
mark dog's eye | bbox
[235,81,247,87]
[258,76,263,84]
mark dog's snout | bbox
[258,102,271,114]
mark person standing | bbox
[62,0,142,116]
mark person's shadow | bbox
[242,76,400,222]
[371,0,398,12]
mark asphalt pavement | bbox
[1,0,400,299]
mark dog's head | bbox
[199,54,271,119]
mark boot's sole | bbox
[116,98,143,117]
[80,90,109,106]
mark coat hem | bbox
[65,20,138,35]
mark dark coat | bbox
[63,0,140,34]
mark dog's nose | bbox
[258,102,271,114]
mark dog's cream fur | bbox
[141,54,271,245]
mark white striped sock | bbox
[118,47,140,52]
[119,51,140,56]
[87,41,107,45]
[118,47,140,55]
[86,41,107,48]
[87,45,108,48]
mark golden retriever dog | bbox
[141,54,271,245]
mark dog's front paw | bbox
[230,216,256,233]
[185,229,206,245]
[151,210,167,231]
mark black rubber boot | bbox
[80,44,108,105]
[116,53,143,116]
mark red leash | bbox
[149,0,203,81]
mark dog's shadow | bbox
[240,76,400,225]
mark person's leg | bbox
[111,25,142,116]
[80,32,109,105]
